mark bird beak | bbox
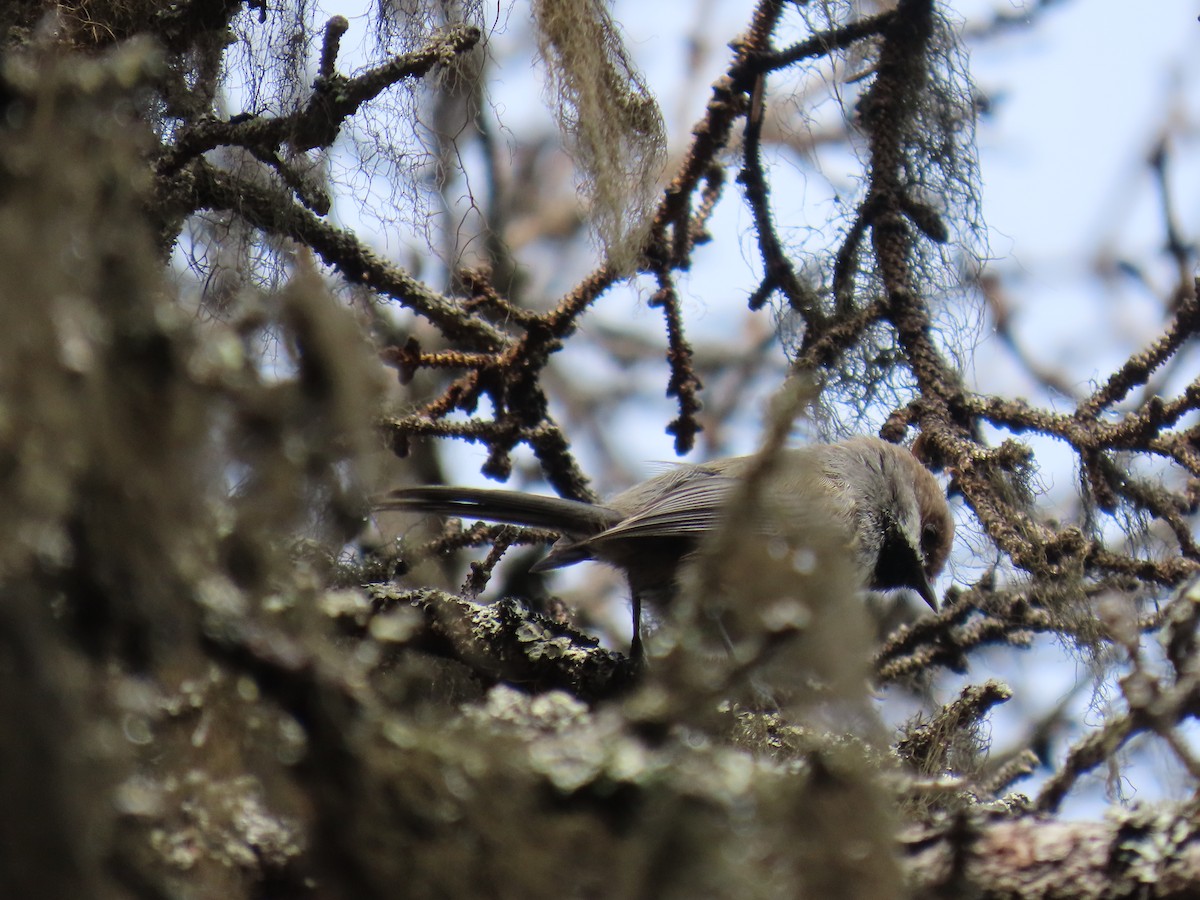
[914,570,939,612]
[872,521,941,613]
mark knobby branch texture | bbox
[1,0,1199,898]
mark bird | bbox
[377,436,953,662]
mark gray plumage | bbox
[377,437,953,660]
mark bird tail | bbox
[375,486,619,537]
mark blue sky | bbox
[225,0,1200,815]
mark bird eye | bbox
[921,522,941,556]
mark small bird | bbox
[378,437,953,661]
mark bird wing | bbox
[588,469,741,542]
[590,456,843,546]
[530,467,740,572]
